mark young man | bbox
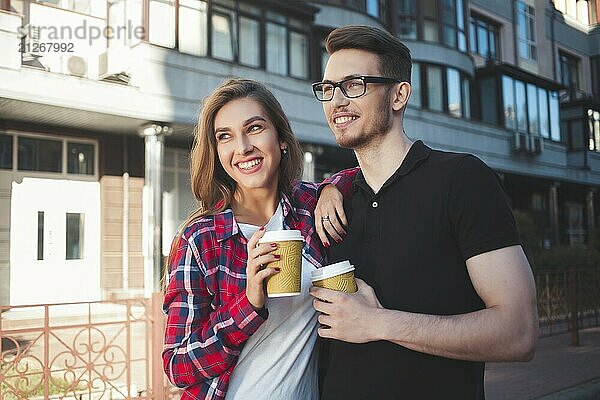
[310,25,538,399]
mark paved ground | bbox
[485,327,600,399]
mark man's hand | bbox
[314,184,348,246]
[309,279,383,343]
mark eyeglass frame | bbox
[311,75,402,102]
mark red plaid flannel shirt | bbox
[162,178,355,400]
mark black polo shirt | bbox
[320,140,520,400]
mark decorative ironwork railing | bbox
[0,294,181,400]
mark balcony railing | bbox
[0,294,180,400]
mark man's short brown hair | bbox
[325,25,412,83]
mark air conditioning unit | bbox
[527,135,544,154]
[65,55,88,77]
[511,132,528,153]
[98,48,131,81]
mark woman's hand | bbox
[246,227,281,310]
[314,185,348,247]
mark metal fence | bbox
[536,267,600,341]
[2,270,600,399]
[0,293,180,400]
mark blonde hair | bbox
[163,78,303,288]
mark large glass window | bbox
[549,91,560,141]
[559,51,580,94]
[502,76,516,130]
[149,0,176,48]
[18,137,62,173]
[212,6,236,61]
[415,63,470,118]
[239,16,260,67]
[397,0,417,39]
[470,14,500,60]
[447,68,462,117]
[500,75,560,141]
[290,31,309,79]
[538,88,549,138]
[517,1,536,61]
[266,21,288,75]
[367,0,380,18]
[67,142,94,175]
[0,134,12,170]
[178,0,208,56]
[515,80,527,132]
[527,83,539,135]
[427,65,443,111]
[480,77,498,124]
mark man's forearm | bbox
[371,305,538,362]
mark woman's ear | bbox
[392,82,411,112]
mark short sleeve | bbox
[448,155,521,261]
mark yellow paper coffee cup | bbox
[311,260,357,293]
[258,230,304,297]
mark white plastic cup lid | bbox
[311,260,354,282]
[258,229,304,243]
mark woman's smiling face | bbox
[214,97,286,195]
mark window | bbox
[470,14,500,60]
[447,68,462,117]
[397,0,417,39]
[212,6,236,61]
[18,137,62,173]
[239,16,260,67]
[415,63,470,118]
[367,0,380,17]
[290,31,308,78]
[588,109,600,152]
[559,51,580,94]
[411,63,421,107]
[149,0,176,48]
[480,77,498,124]
[0,134,12,170]
[36,0,105,18]
[517,1,536,61]
[11,135,97,175]
[66,213,84,260]
[178,0,208,56]
[266,21,287,75]
[395,0,466,51]
[500,75,560,141]
[427,65,443,111]
[37,211,44,261]
[593,56,600,99]
[67,142,94,175]
[442,0,466,51]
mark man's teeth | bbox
[334,116,358,124]
[238,159,261,170]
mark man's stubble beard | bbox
[335,88,394,150]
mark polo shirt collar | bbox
[353,140,431,192]
[213,191,297,242]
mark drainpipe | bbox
[550,3,557,82]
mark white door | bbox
[10,177,101,305]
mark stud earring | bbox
[282,148,288,155]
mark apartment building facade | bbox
[0,0,598,305]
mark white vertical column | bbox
[139,123,171,296]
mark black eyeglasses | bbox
[312,76,401,102]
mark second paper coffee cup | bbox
[258,230,304,297]
[311,260,357,293]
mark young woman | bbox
[162,79,349,400]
